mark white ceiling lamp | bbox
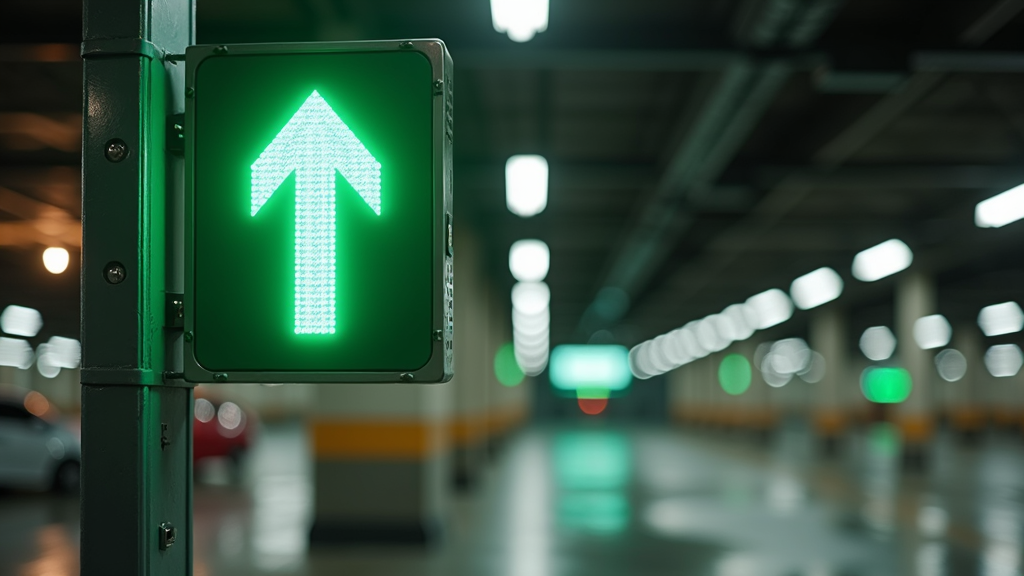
[985,344,1023,378]
[0,305,43,337]
[511,282,550,315]
[975,182,1024,228]
[913,314,952,350]
[509,239,550,282]
[42,247,70,274]
[860,326,896,361]
[790,267,843,310]
[505,155,548,217]
[978,301,1024,337]
[852,239,913,282]
[745,289,793,330]
[490,0,549,42]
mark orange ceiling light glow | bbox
[42,247,69,274]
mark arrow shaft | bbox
[294,167,336,335]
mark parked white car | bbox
[0,393,80,492]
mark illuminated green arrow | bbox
[251,90,382,335]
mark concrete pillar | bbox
[946,324,986,437]
[487,285,531,448]
[308,382,452,544]
[810,306,848,445]
[449,231,490,488]
[894,271,935,460]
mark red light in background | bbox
[578,397,608,415]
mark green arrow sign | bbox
[251,90,382,335]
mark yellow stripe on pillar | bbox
[310,420,445,460]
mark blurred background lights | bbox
[975,182,1024,228]
[984,344,1023,378]
[745,288,793,330]
[42,247,70,274]
[490,0,549,43]
[505,155,548,216]
[550,345,632,393]
[861,367,912,403]
[790,267,843,310]
[913,314,952,350]
[757,338,816,388]
[696,315,728,352]
[799,351,827,383]
[509,239,550,282]
[217,401,245,436]
[0,337,34,369]
[934,349,967,382]
[46,336,81,369]
[977,301,1024,336]
[860,326,897,361]
[194,398,216,423]
[721,304,754,341]
[0,304,43,337]
[35,343,60,378]
[511,281,550,315]
[718,354,751,396]
[852,239,913,282]
[661,329,690,366]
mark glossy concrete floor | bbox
[3,420,1024,576]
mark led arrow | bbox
[251,90,382,335]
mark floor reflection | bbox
[3,421,1024,575]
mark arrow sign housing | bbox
[184,39,453,383]
[251,90,382,335]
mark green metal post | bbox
[80,0,194,574]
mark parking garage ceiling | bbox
[1,0,1023,349]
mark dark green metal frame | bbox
[80,0,195,574]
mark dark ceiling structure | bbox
[1,0,1023,353]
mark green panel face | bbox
[185,41,453,382]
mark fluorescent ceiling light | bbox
[491,0,549,42]
[721,304,754,341]
[511,282,549,315]
[512,307,549,333]
[697,315,729,352]
[913,314,951,350]
[975,183,1024,228]
[852,239,913,282]
[985,344,1023,378]
[509,239,550,282]
[978,301,1024,337]
[0,337,33,370]
[790,267,843,310]
[0,305,43,337]
[505,155,548,217]
[860,326,896,361]
[745,289,793,330]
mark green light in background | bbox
[550,345,632,392]
[861,367,912,403]
[251,89,382,335]
[718,354,751,395]
[494,342,524,386]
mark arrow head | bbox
[251,90,382,216]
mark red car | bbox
[192,395,256,469]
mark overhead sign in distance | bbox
[184,40,454,384]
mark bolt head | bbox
[213,373,228,382]
[184,331,194,342]
[104,262,126,284]
[104,139,128,163]
[400,373,414,382]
